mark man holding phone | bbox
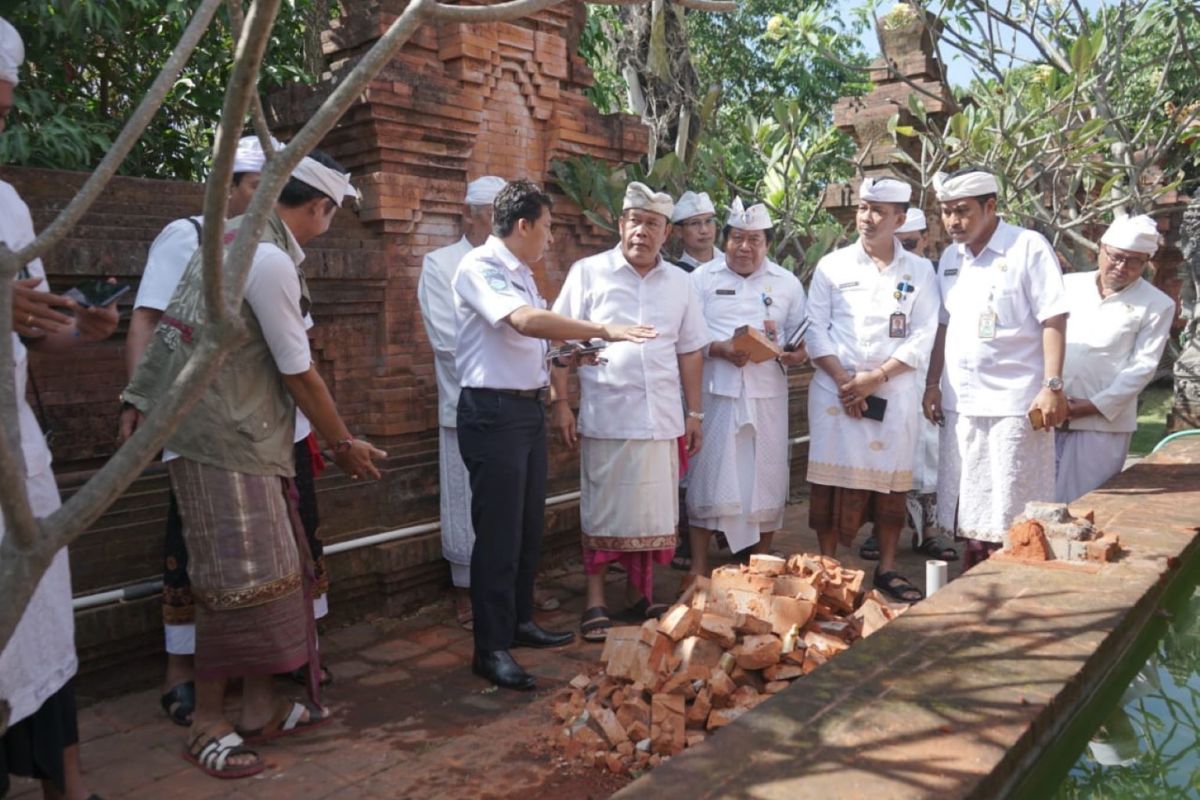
[805,177,939,603]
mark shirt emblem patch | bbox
[482,266,510,293]
[715,289,736,295]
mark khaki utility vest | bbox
[124,212,311,477]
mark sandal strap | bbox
[194,731,254,772]
[282,701,309,732]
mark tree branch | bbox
[227,0,277,157]
[13,0,224,267]
[426,0,568,22]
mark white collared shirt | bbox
[418,236,474,427]
[453,235,549,391]
[2,180,54,478]
[1063,271,1175,433]
[678,249,724,272]
[938,220,1069,416]
[807,240,939,396]
[692,258,807,399]
[553,246,710,440]
[134,216,203,311]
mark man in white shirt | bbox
[1,18,114,796]
[550,183,709,641]
[685,198,807,584]
[418,175,504,628]
[923,167,1070,569]
[452,179,656,690]
[670,190,724,272]
[806,178,939,602]
[1056,215,1175,502]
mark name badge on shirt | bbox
[715,289,736,296]
[763,319,779,343]
[889,312,908,338]
[836,281,860,290]
[978,311,997,339]
[944,268,959,276]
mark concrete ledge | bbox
[619,436,1200,799]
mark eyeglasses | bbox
[727,232,767,248]
[899,238,921,251]
[1101,246,1147,267]
[680,217,716,230]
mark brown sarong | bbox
[169,459,310,683]
[808,483,907,546]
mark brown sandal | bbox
[580,606,611,643]
[182,729,264,779]
[236,699,333,745]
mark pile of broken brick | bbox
[550,552,910,776]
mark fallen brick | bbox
[732,612,774,636]
[708,668,737,705]
[574,725,603,752]
[730,666,765,692]
[650,694,687,755]
[685,688,712,728]
[638,619,660,647]
[767,595,816,636]
[748,553,786,576]
[763,662,804,681]
[647,631,676,676]
[735,634,783,670]
[802,647,828,675]
[772,575,820,602]
[764,680,790,694]
[706,706,747,730]
[685,731,707,748]
[616,740,634,757]
[674,635,724,673]
[628,720,650,741]
[1008,519,1051,560]
[852,598,891,638]
[658,604,702,641]
[803,630,851,657]
[708,587,774,620]
[710,564,776,595]
[698,613,737,649]
[616,697,650,730]
[589,702,630,747]
[568,673,591,691]
[730,685,767,711]
[605,752,626,774]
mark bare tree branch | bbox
[227,0,277,157]
[426,0,568,22]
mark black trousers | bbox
[456,387,548,651]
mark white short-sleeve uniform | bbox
[1055,271,1175,502]
[0,180,78,726]
[686,258,807,550]
[935,221,1068,542]
[418,235,476,587]
[804,241,939,494]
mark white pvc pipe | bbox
[926,559,948,596]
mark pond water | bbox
[1052,585,1200,799]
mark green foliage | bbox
[579,5,626,115]
[0,1,325,181]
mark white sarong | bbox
[687,393,788,552]
[806,373,918,495]
[581,437,678,551]
[1055,429,1131,504]
[937,411,1055,543]
[439,425,475,587]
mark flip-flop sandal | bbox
[182,730,264,779]
[237,699,334,745]
[670,554,691,571]
[580,606,611,643]
[873,569,924,604]
[617,597,669,621]
[286,665,334,687]
[160,681,195,727]
[859,535,881,561]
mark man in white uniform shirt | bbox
[1056,215,1174,502]
[805,178,939,602]
[670,190,724,272]
[452,179,655,690]
[923,167,1069,569]
[550,182,709,641]
[418,175,504,628]
[1,17,114,796]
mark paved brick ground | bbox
[9,501,950,800]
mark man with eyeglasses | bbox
[686,198,808,585]
[550,182,709,641]
[670,191,724,272]
[923,167,1069,570]
[1055,215,1174,503]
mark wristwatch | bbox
[687,410,704,421]
[334,437,355,455]
[1043,377,1064,392]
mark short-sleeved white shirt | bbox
[807,241,939,396]
[453,235,549,391]
[938,221,1069,416]
[1062,271,1175,433]
[691,257,806,400]
[553,246,710,440]
[418,236,474,427]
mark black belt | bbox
[471,386,549,402]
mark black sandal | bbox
[873,569,924,603]
[617,597,669,621]
[160,681,195,727]
[913,533,958,560]
[859,534,881,561]
[580,606,611,643]
[287,665,334,687]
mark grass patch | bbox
[1129,382,1174,456]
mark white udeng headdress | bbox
[672,191,716,222]
[726,197,773,231]
[1101,214,1159,255]
[932,170,999,201]
[291,156,358,206]
[859,176,912,204]
[232,135,283,174]
[0,17,25,85]
[895,208,928,234]
[623,181,675,219]
[464,176,506,206]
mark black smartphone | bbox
[863,394,887,421]
[65,279,131,308]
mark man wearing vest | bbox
[123,151,385,779]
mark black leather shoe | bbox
[472,649,536,691]
[513,620,576,649]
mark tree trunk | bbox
[1168,194,1200,433]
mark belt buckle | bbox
[535,387,549,403]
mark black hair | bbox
[278,149,345,208]
[493,179,553,237]
[945,165,997,206]
[721,224,775,246]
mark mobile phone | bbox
[1027,407,1045,430]
[784,317,811,352]
[64,279,131,308]
[862,395,887,422]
